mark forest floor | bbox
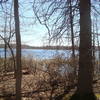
[0,70,100,100]
[0,56,100,100]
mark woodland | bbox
[0,0,100,100]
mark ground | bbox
[0,70,100,100]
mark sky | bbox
[18,0,71,47]
[0,0,49,46]
[19,0,48,46]
[0,0,100,46]
[19,0,100,46]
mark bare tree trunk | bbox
[14,0,22,100]
[4,33,7,73]
[4,5,7,72]
[70,0,96,99]
[78,0,93,93]
[4,43,7,71]
[68,0,76,80]
[96,17,100,78]
[92,21,95,76]
[69,0,75,59]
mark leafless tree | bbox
[70,0,97,99]
[33,0,79,45]
[33,0,100,99]
[0,0,16,75]
[32,0,79,85]
[14,0,22,100]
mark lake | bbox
[0,48,73,59]
[0,48,99,59]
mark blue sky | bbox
[19,0,100,46]
[19,0,71,47]
[0,0,100,46]
[19,0,48,46]
[20,21,48,46]
[0,0,48,46]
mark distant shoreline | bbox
[1,44,100,50]
[0,44,79,50]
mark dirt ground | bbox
[0,70,100,100]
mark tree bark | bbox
[69,0,75,59]
[70,0,97,99]
[78,0,93,93]
[69,0,76,80]
[14,0,22,100]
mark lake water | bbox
[0,48,73,59]
[0,48,99,59]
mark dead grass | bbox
[0,55,100,100]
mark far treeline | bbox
[0,44,100,50]
[0,44,79,50]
